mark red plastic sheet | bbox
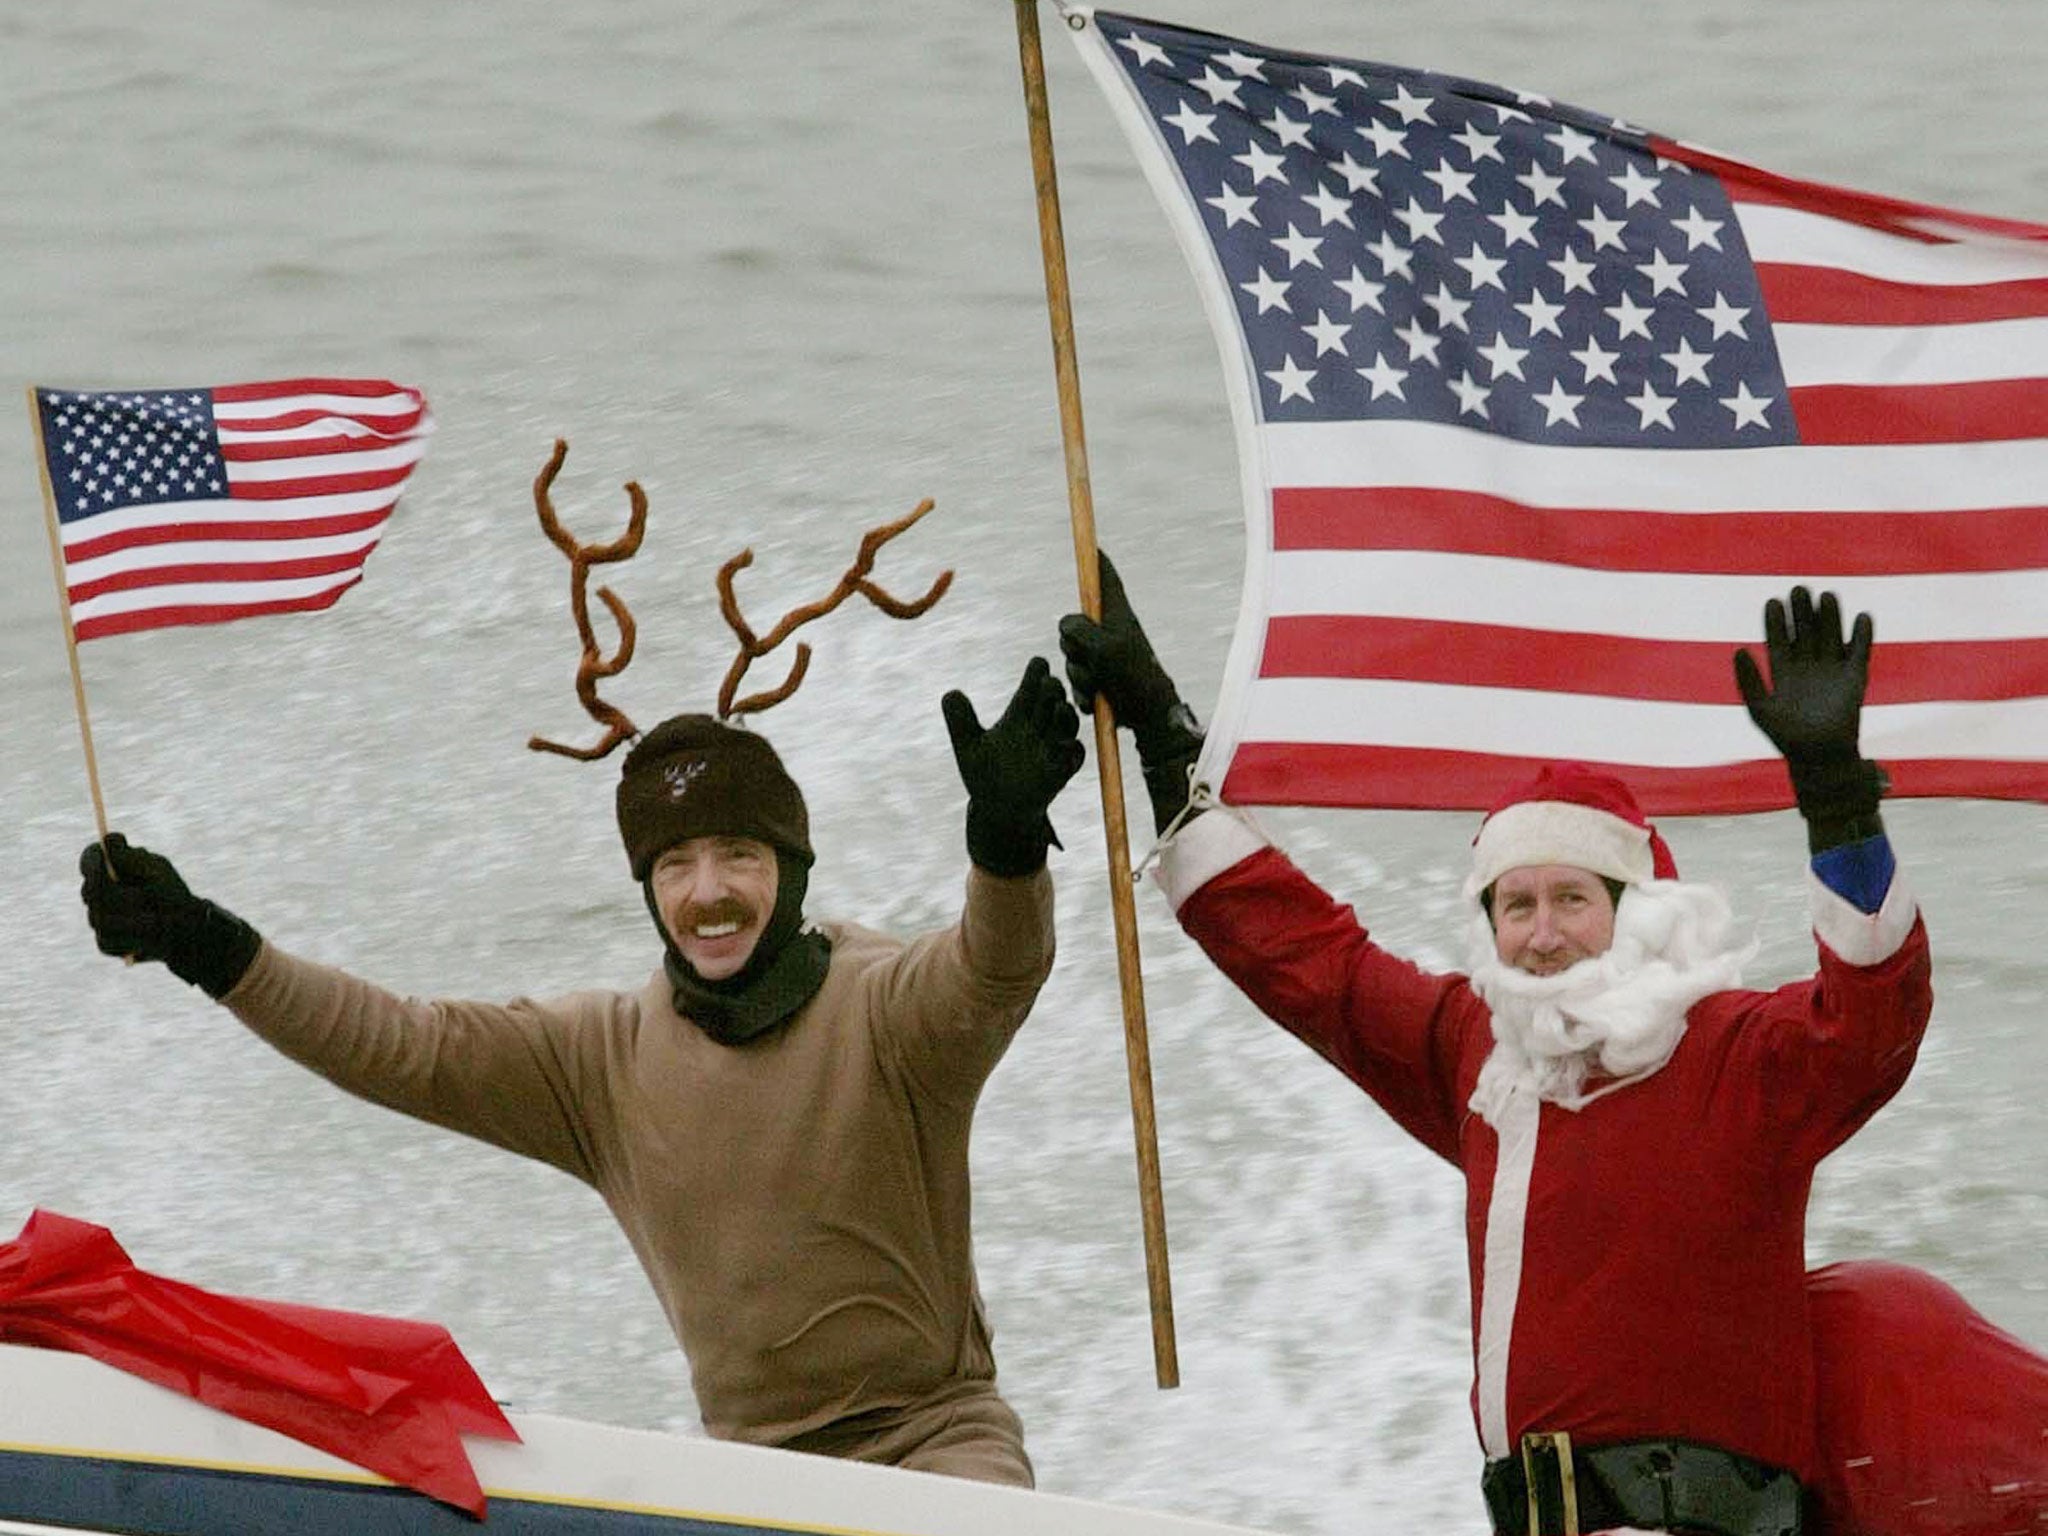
[1810,1260,2048,1536]
[0,1209,519,1516]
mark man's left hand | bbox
[942,656,1087,877]
[1733,585,1886,848]
[1734,585,1872,763]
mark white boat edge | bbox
[0,1341,1282,1535]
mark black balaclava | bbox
[618,715,832,1045]
[641,851,830,1046]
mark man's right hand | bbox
[1057,550,1206,834]
[1057,550,1188,746]
[79,834,262,999]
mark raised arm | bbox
[1731,588,1928,1145]
[78,833,262,999]
[79,834,606,1182]
[1733,583,1914,935]
[852,660,1082,1101]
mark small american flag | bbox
[32,379,433,641]
[1070,7,2048,812]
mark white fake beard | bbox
[1466,879,1757,1126]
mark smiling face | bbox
[648,835,780,982]
[1488,863,1618,976]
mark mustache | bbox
[677,896,757,930]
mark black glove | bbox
[79,834,262,998]
[1732,585,1886,852]
[942,656,1087,877]
[1058,550,1204,833]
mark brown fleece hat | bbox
[616,713,812,880]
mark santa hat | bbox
[1466,762,1677,898]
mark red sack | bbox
[0,1209,519,1516]
[1809,1260,2048,1536]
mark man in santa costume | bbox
[1061,563,1932,1536]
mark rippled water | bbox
[4,5,2045,1532]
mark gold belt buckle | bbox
[1520,1430,1579,1536]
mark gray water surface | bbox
[4,5,2045,1532]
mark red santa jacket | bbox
[1162,812,1931,1484]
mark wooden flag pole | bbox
[27,387,115,847]
[1012,0,1179,1388]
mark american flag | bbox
[1070,8,2048,812]
[32,379,433,642]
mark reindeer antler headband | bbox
[526,437,953,760]
[714,499,952,719]
[527,439,646,760]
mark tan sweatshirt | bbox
[221,865,1054,1450]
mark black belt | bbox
[1482,1433,1804,1536]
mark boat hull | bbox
[0,1344,1265,1536]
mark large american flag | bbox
[1070,7,2048,812]
[33,379,432,641]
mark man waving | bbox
[1063,565,1929,1535]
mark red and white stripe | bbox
[1199,158,2048,815]
[61,379,432,641]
